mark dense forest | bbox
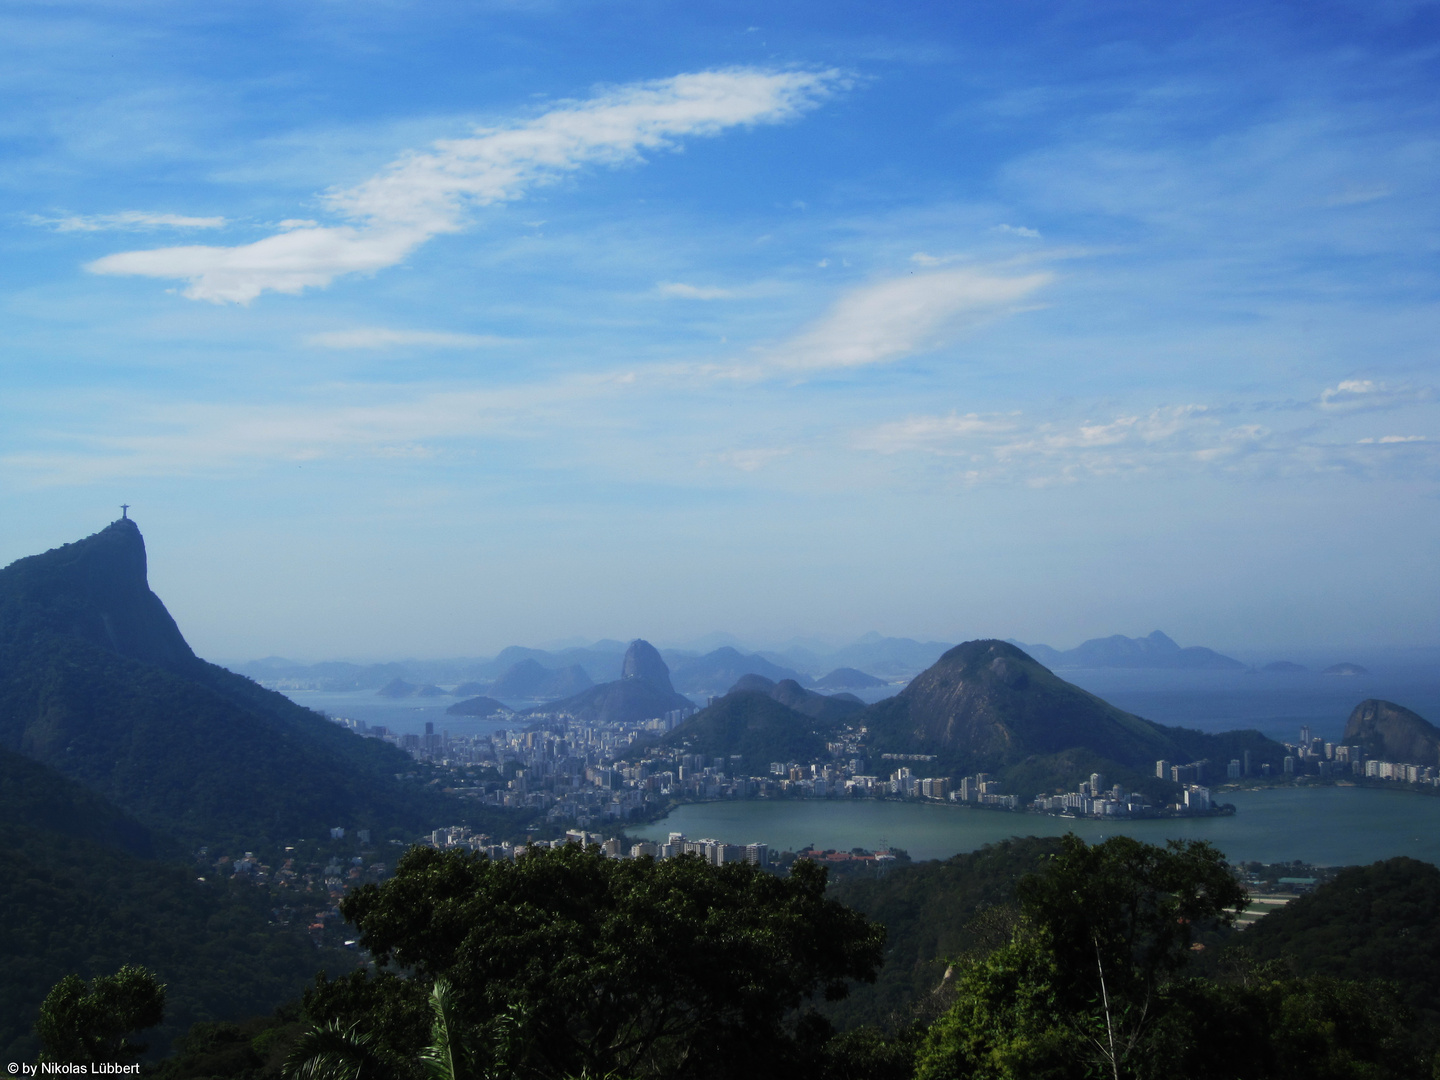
[26,837,1440,1080]
[0,804,354,1061]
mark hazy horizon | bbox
[213,629,1440,673]
[2,2,1436,662]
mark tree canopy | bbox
[320,843,885,1080]
[37,965,165,1066]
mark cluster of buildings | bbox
[1271,726,1440,786]
[422,824,772,867]
[1031,770,1214,818]
[332,710,1440,841]
[1196,727,1440,788]
[333,713,1001,827]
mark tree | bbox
[36,965,166,1066]
[916,835,1247,1080]
[1016,834,1247,1011]
[323,844,885,1080]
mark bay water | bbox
[633,787,1440,866]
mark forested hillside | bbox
[0,742,353,1061]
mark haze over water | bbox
[281,663,1440,743]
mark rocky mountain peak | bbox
[0,517,197,670]
[1344,699,1440,765]
[621,638,674,693]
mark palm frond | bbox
[283,1020,393,1080]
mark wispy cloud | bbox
[33,211,226,232]
[304,327,509,349]
[1317,379,1432,412]
[657,282,733,299]
[856,398,1439,485]
[2,373,637,485]
[765,267,1050,370]
[86,68,843,304]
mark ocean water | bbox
[1055,666,1440,745]
[634,787,1440,867]
[278,688,513,741]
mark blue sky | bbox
[2,0,1437,660]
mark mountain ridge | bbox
[1008,630,1245,671]
[857,639,1283,788]
[0,519,490,846]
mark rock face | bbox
[621,639,674,693]
[1344,700,1440,765]
[0,518,196,670]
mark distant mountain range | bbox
[651,639,1288,796]
[1008,630,1246,671]
[234,628,1282,702]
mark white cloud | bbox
[35,211,227,232]
[992,224,1041,238]
[856,397,1440,485]
[857,404,1269,482]
[767,267,1050,370]
[304,327,509,349]
[1318,379,1432,412]
[657,282,733,299]
[86,68,843,304]
[854,411,1017,453]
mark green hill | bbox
[661,691,830,774]
[0,743,349,1062]
[1241,856,1440,1026]
[859,640,1284,791]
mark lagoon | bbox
[633,786,1440,866]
